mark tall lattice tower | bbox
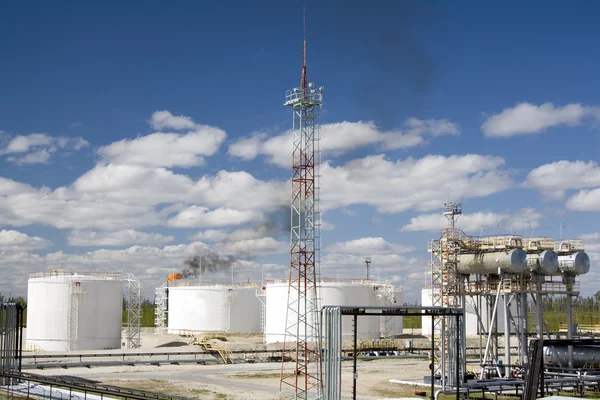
[429,202,464,387]
[280,9,324,400]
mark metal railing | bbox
[167,281,258,288]
[28,271,123,280]
[555,239,585,253]
[0,370,192,400]
[284,87,323,105]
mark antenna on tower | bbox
[363,256,372,281]
[301,3,307,91]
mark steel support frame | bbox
[281,89,323,399]
[322,306,463,400]
[126,274,142,349]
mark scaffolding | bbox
[154,282,167,332]
[125,273,141,349]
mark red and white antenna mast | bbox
[280,4,324,399]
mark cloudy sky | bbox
[1,1,600,302]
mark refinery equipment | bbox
[166,282,262,334]
[425,203,591,391]
[26,271,124,351]
[265,279,401,344]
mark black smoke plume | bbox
[261,205,292,238]
[182,253,237,278]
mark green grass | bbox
[404,315,422,329]
[122,304,156,327]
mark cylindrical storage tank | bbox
[265,280,382,344]
[26,271,123,351]
[557,252,590,276]
[457,249,527,275]
[167,284,261,334]
[526,250,559,275]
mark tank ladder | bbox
[68,282,82,351]
[255,286,266,334]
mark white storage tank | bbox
[26,271,123,351]
[265,280,384,344]
[167,283,262,334]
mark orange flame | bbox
[167,273,182,282]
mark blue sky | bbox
[1,1,600,301]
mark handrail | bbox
[0,370,192,400]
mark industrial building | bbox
[26,271,124,352]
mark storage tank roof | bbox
[28,271,123,281]
[168,280,259,288]
[266,278,395,287]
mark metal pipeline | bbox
[544,345,600,368]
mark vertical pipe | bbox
[504,290,511,377]
[520,293,528,365]
[352,312,357,400]
[456,314,460,400]
[431,314,434,400]
[441,317,446,390]
[536,278,543,339]
[567,291,573,369]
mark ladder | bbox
[69,282,82,351]
[255,287,266,333]
[196,333,235,364]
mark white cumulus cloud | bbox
[0,133,89,165]
[67,229,175,247]
[98,128,226,168]
[525,160,600,198]
[228,118,460,167]
[167,206,263,228]
[321,154,511,213]
[482,102,600,137]
[566,189,600,211]
[400,208,543,233]
[324,237,415,255]
[0,229,52,252]
[149,110,196,130]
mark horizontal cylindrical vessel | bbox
[557,252,590,276]
[544,345,600,368]
[26,271,123,351]
[457,249,527,275]
[526,250,559,275]
[167,284,261,334]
